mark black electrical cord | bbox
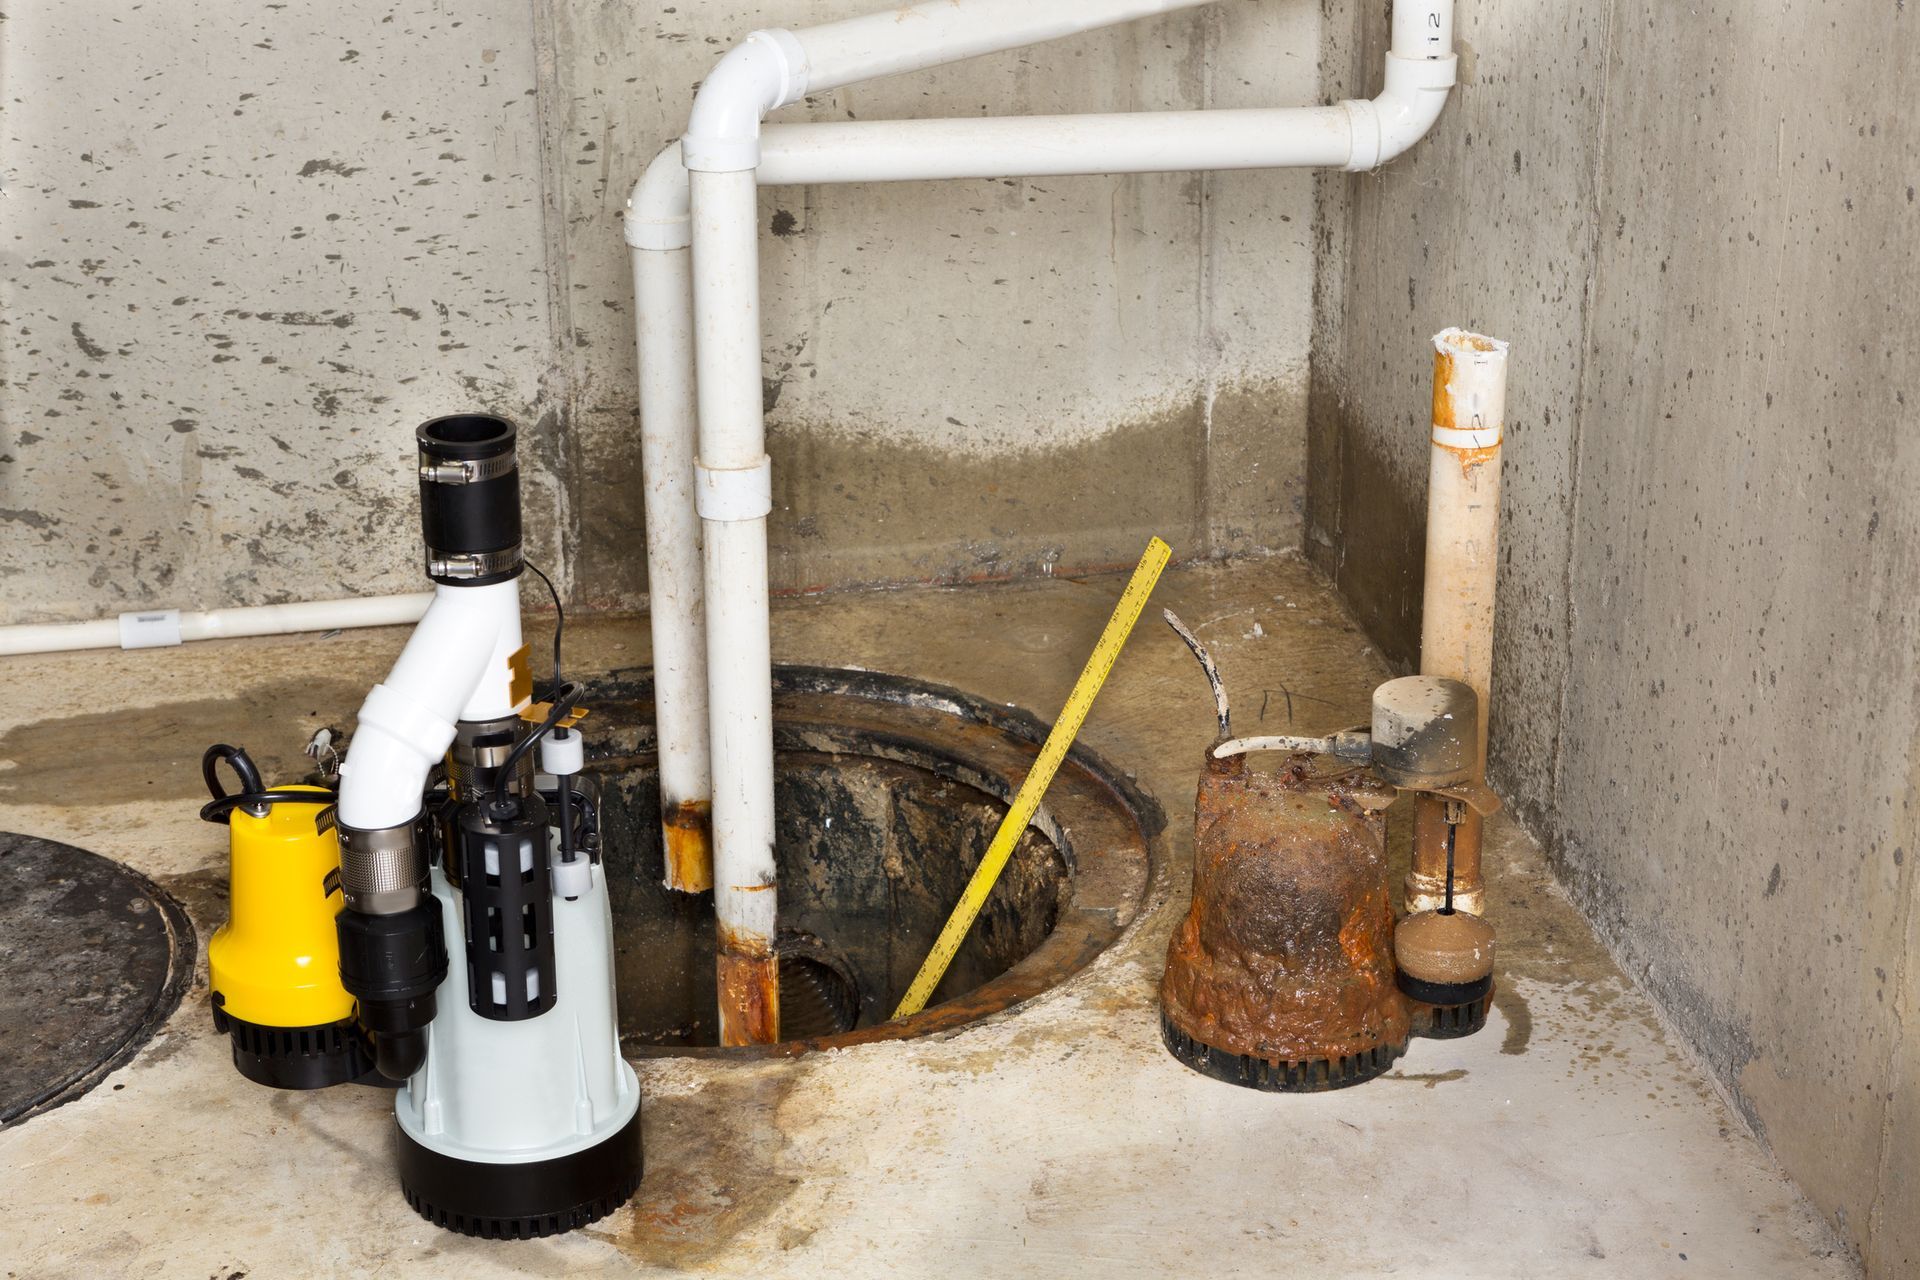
[199,743,336,824]
[489,561,581,814]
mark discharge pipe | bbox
[640,0,1458,1044]
[0,593,432,658]
[334,415,527,1078]
[1406,329,1507,917]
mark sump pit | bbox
[583,667,1159,1054]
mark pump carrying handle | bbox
[199,742,337,825]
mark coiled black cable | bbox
[199,743,336,824]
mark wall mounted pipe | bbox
[687,165,783,1047]
[681,0,1226,172]
[628,146,713,894]
[1406,328,1507,917]
[0,593,433,658]
[648,0,1459,1044]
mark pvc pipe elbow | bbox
[336,581,522,829]
[682,29,810,173]
[625,143,691,250]
[337,685,457,828]
[1342,52,1457,171]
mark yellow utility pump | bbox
[201,743,377,1089]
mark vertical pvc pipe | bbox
[689,167,781,1045]
[1389,0,1454,60]
[1407,328,1507,917]
[632,237,715,894]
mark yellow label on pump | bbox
[893,537,1172,1020]
[507,643,535,710]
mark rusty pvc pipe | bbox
[628,146,714,895]
[1407,328,1507,916]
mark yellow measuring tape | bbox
[893,536,1173,1020]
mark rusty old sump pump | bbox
[1157,618,1500,1090]
[1158,328,1510,1092]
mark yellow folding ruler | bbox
[893,536,1172,1019]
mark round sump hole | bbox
[583,666,1159,1055]
[0,834,194,1124]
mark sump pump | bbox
[205,414,641,1238]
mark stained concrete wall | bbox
[1,0,1319,623]
[1311,3,1920,1274]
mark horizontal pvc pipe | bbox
[683,0,1228,171]
[794,0,1224,96]
[0,593,433,658]
[756,107,1357,183]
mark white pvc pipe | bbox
[0,592,433,658]
[755,108,1357,182]
[1407,327,1507,917]
[337,580,523,830]
[629,146,715,894]
[682,0,1229,172]
[688,167,782,1045]
[793,0,1223,95]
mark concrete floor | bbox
[0,557,1853,1278]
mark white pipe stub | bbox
[1432,327,1510,444]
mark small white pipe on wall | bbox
[0,592,434,658]
[792,0,1225,94]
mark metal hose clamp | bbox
[338,819,428,915]
[419,449,517,486]
[424,542,523,582]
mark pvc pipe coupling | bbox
[693,457,774,523]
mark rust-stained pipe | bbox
[1407,327,1507,917]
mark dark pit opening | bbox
[583,667,1158,1055]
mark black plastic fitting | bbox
[456,796,558,1022]
[417,414,522,587]
[337,902,449,1080]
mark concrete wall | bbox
[1311,3,1920,1274]
[0,0,1319,623]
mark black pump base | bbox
[1160,1012,1406,1093]
[397,1108,643,1240]
[1409,989,1494,1040]
[1400,973,1495,1040]
[212,1006,373,1091]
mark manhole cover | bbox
[0,834,194,1123]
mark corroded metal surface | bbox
[1160,751,1408,1066]
[1409,794,1484,916]
[716,928,780,1047]
[0,834,194,1124]
[661,800,714,894]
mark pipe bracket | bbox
[694,456,773,522]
